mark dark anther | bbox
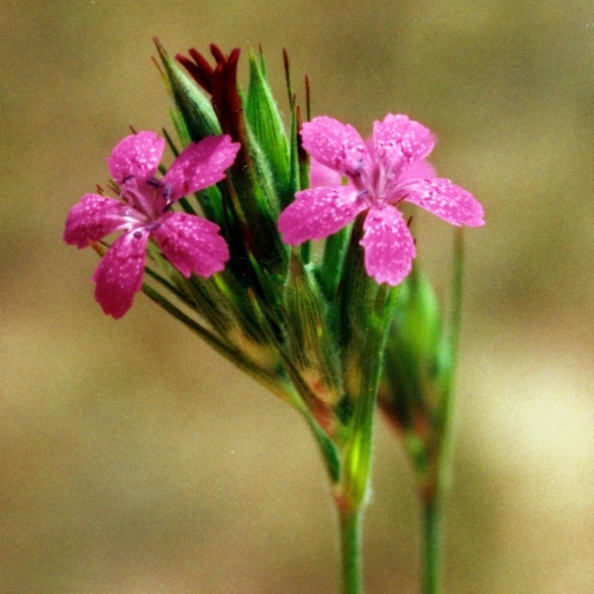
[346,168,361,178]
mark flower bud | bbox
[284,252,343,405]
[246,49,291,203]
[155,38,220,140]
[378,263,446,451]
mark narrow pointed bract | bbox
[176,44,289,279]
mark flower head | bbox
[278,114,484,285]
[64,131,240,318]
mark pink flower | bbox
[279,114,484,285]
[309,156,342,188]
[64,131,240,318]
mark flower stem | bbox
[334,279,396,594]
[337,405,375,594]
[421,228,465,594]
[422,498,443,594]
[339,503,364,594]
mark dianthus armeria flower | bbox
[64,131,240,318]
[278,114,485,285]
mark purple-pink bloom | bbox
[309,156,342,188]
[279,114,484,286]
[64,131,240,318]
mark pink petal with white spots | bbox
[163,135,240,201]
[300,116,370,178]
[63,194,135,248]
[398,159,436,183]
[152,212,229,278]
[403,178,485,227]
[278,186,368,245]
[360,203,416,286]
[372,114,435,175]
[107,131,165,184]
[92,231,149,319]
[309,157,343,188]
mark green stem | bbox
[334,392,374,594]
[422,499,443,594]
[421,229,465,594]
[339,504,364,594]
[336,281,395,594]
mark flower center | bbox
[121,175,168,220]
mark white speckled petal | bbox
[163,135,240,201]
[403,178,485,227]
[63,194,134,248]
[301,116,370,177]
[92,231,149,319]
[107,131,165,184]
[360,204,416,286]
[152,212,229,278]
[278,186,367,245]
[309,157,343,188]
[372,114,435,174]
[398,159,436,183]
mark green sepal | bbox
[284,251,343,406]
[246,50,291,203]
[378,263,445,435]
[208,273,287,376]
[340,283,398,508]
[148,235,281,373]
[338,217,394,348]
[307,416,341,483]
[155,40,220,141]
[178,275,235,337]
[318,225,351,303]
[393,264,443,367]
[221,89,289,281]
[146,242,235,336]
[215,154,288,311]
[140,280,296,409]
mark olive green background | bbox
[1,1,592,592]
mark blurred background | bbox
[1,1,593,592]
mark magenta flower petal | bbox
[64,194,134,248]
[163,135,240,201]
[92,231,149,319]
[403,178,485,227]
[106,131,165,184]
[309,157,343,188]
[399,159,436,183]
[372,114,434,174]
[152,212,229,278]
[360,204,416,286]
[278,186,368,245]
[301,116,370,177]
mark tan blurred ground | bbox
[0,1,593,593]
